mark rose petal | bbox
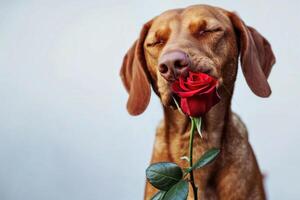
[171,71,220,117]
[180,98,191,116]
[179,77,191,91]
[173,84,211,97]
[182,89,220,117]
[173,81,218,98]
[171,72,220,117]
[185,81,210,90]
[185,96,207,117]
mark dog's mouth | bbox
[165,72,223,110]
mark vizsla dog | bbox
[120,5,275,200]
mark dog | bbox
[120,4,275,200]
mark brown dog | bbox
[120,5,275,200]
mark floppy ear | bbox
[229,12,276,97]
[120,21,152,115]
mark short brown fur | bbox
[120,5,275,200]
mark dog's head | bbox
[120,5,275,115]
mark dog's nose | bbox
[158,50,190,81]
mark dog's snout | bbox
[158,50,190,81]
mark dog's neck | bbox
[162,84,234,148]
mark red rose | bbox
[171,71,220,117]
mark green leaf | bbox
[186,148,220,173]
[146,162,183,191]
[162,180,189,200]
[193,117,202,138]
[172,97,184,115]
[151,190,166,200]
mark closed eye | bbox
[146,39,165,47]
[199,27,223,36]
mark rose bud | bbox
[171,71,220,117]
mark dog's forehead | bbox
[150,5,230,32]
[150,9,182,31]
[182,5,229,23]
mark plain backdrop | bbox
[0,0,299,199]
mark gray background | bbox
[0,0,299,199]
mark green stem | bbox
[189,118,198,200]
